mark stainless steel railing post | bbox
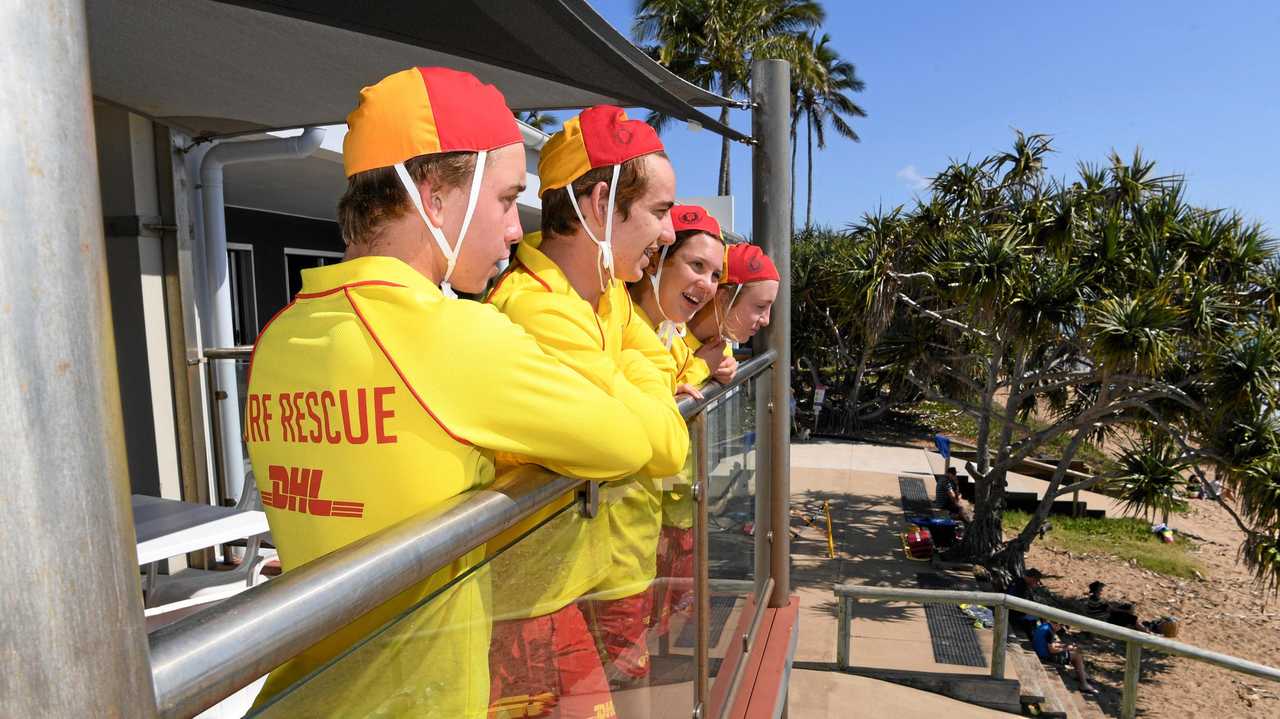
[692,411,711,718]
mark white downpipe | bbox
[199,127,325,501]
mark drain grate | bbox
[675,594,738,648]
[917,573,986,667]
[899,476,932,515]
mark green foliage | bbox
[1003,511,1203,579]
[1109,434,1190,520]
[634,0,825,194]
[795,128,1280,587]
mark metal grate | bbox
[899,476,932,515]
[676,594,738,648]
[917,573,986,667]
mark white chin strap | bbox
[394,150,487,298]
[715,283,745,344]
[646,244,686,349]
[566,164,621,291]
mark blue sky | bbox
[587,0,1280,236]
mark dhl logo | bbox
[263,465,364,518]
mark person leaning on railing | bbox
[484,106,688,719]
[242,68,653,719]
[684,242,782,386]
[626,205,727,640]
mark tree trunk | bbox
[848,346,869,431]
[1015,425,1090,549]
[962,336,1007,560]
[717,105,731,196]
[805,112,814,229]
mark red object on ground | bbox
[584,590,655,682]
[488,603,616,719]
[904,526,934,560]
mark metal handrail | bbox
[149,352,779,718]
[150,467,584,718]
[678,349,776,418]
[203,346,253,361]
[834,584,1280,719]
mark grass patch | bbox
[1004,510,1202,579]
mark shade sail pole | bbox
[0,0,157,716]
[751,58,792,609]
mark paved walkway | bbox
[787,442,1016,716]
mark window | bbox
[227,243,259,345]
[284,247,344,299]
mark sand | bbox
[1023,498,1280,717]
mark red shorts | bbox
[652,526,694,636]
[584,590,654,683]
[488,603,615,719]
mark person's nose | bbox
[657,214,675,246]
[505,205,523,247]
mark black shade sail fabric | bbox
[86,0,747,140]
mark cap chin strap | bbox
[714,283,745,344]
[646,244,686,349]
[566,164,621,292]
[394,150,488,298]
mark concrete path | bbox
[788,668,1016,718]
[786,442,1017,716]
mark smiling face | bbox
[608,153,676,282]
[651,232,724,323]
[718,279,780,341]
[431,143,526,293]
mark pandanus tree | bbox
[888,133,1280,586]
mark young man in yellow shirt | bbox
[244,68,652,718]
[486,106,688,718]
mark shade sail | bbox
[86,0,748,141]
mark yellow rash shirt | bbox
[244,256,650,716]
[485,234,689,612]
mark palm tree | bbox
[518,111,557,133]
[634,0,823,196]
[796,32,866,229]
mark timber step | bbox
[1008,644,1070,718]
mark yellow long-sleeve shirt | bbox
[486,235,689,608]
[245,256,650,716]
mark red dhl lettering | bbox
[245,386,397,446]
[263,464,364,518]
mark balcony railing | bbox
[834,584,1280,719]
[152,350,779,719]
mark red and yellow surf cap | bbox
[343,67,522,178]
[538,105,665,195]
[671,205,723,241]
[723,244,780,285]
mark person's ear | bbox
[419,177,446,229]
[587,180,610,228]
